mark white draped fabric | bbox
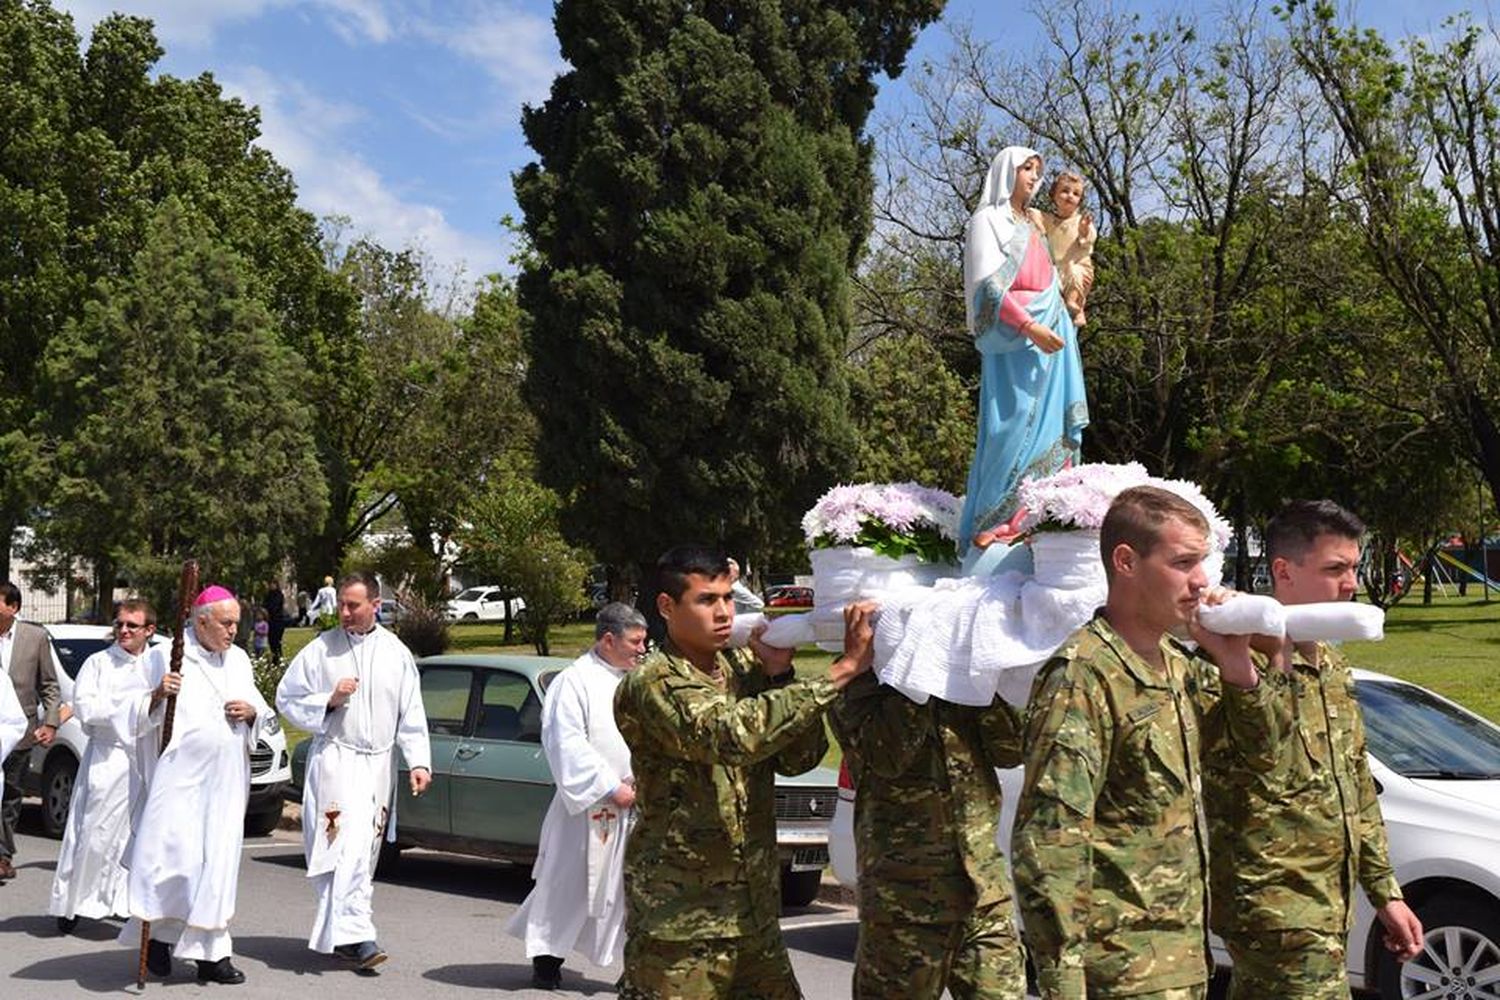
[275,625,431,953]
[48,645,151,920]
[506,650,633,968]
[118,630,271,961]
[0,673,24,761]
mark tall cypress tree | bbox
[517,0,942,574]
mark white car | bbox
[26,624,292,838]
[830,668,1500,1000]
[446,585,526,622]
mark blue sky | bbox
[55,1,1482,283]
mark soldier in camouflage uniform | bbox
[1206,500,1423,999]
[830,677,1028,999]
[613,545,876,1000]
[1013,486,1279,1000]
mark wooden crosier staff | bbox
[136,559,199,990]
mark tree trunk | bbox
[1463,388,1500,511]
[0,516,13,582]
[93,556,117,622]
[1232,492,1250,592]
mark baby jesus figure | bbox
[1030,171,1096,327]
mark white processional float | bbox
[738,462,1386,710]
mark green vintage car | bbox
[287,653,836,906]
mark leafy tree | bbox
[32,197,325,616]
[848,333,973,495]
[516,0,944,579]
[291,236,445,588]
[0,1,84,576]
[856,2,1482,569]
[1285,3,1500,508]
[458,470,592,656]
[0,3,338,581]
[389,274,534,598]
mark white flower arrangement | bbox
[802,482,964,564]
[1016,462,1232,550]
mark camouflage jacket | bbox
[613,643,836,940]
[1012,614,1279,1000]
[1206,642,1401,936]
[829,672,1023,924]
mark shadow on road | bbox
[8,942,146,994]
[0,913,122,942]
[386,853,534,902]
[233,934,343,978]
[251,844,535,903]
[425,960,618,994]
[781,920,857,961]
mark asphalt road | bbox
[0,803,862,998]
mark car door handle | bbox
[455,746,484,760]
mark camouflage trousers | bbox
[1124,986,1208,1000]
[1225,928,1348,1000]
[618,919,800,1000]
[852,897,1027,999]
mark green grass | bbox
[1344,594,1500,724]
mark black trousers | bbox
[1,747,30,860]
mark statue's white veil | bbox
[964,145,1042,334]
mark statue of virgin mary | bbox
[957,145,1090,575]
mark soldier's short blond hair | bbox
[1099,486,1209,580]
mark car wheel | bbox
[243,802,282,837]
[1380,893,1500,999]
[780,866,822,909]
[462,612,478,620]
[40,754,78,838]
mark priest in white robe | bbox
[506,601,648,989]
[119,585,273,986]
[48,600,156,933]
[0,673,24,762]
[276,571,431,971]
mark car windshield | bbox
[50,637,112,679]
[454,588,484,602]
[1357,678,1500,779]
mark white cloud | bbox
[222,67,508,280]
[314,0,393,45]
[56,0,389,48]
[412,2,564,107]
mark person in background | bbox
[276,571,431,972]
[1013,487,1278,1000]
[48,600,157,933]
[506,602,649,989]
[613,545,875,999]
[1206,500,1422,999]
[0,579,62,882]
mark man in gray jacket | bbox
[0,580,62,880]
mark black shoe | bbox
[196,958,246,985]
[532,955,564,990]
[146,939,172,977]
[56,916,77,934]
